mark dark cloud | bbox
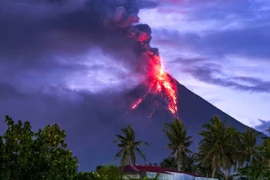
[0,0,137,61]
[154,25,270,60]
[150,0,270,94]
[0,0,160,83]
[173,57,270,93]
[138,0,159,9]
[200,26,270,59]
[0,0,164,98]
[152,0,270,60]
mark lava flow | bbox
[131,54,178,117]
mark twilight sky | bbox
[140,0,270,131]
[0,0,269,135]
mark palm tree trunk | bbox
[176,151,182,171]
[177,160,182,171]
[211,168,216,178]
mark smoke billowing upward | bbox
[1,0,178,115]
[71,0,162,74]
[0,0,158,74]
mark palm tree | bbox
[198,115,237,178]
[114,124,148,166]
[223,127,239,179]
[163,119,193,171]
[238,128,270,179]
[238,128,258,166]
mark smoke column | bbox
[0,0,178,116]
[73,0,179,116]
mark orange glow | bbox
[149,55,178,115]
[131,54,178,117]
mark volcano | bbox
[0,80,260,171]
[69,79,257,171]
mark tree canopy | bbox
[163,119,193,171]
[0,116,78,180]
[1,115,269,180]
[114,124,148,166]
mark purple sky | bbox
[0,0,269,134]
[140,0,270,131]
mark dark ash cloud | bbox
[0,0,138,62]
[0,0,164,96]
[0,0,159,81]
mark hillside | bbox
[74,81,257,170]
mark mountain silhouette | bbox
[0,80,261,171]
[74,80,259,170]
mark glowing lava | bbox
[131,98,142,109]
[131,54,178,117]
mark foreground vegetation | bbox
[160,117,270,180]
[0,115,269,180]
[0,116,157,180]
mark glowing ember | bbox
[131,54,178,117]
[131,98,142,109]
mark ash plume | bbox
[0,0,159,75]
[1,0,179,115]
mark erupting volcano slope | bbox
[131,55,178,116]
[128,24,178,117]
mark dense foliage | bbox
[0,116,157,180]
[160,116,270,180]
[0,116,78,180]
[0,115,269,180]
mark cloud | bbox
[148,0,270,60]
[144,0,270,94]
[153,25,270,60]
[255,119,270,134]
[0,0,163,95]
[171,57,270,93]
[138,0,159,9]
[199,26,270,59]
[0,0,138,62]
